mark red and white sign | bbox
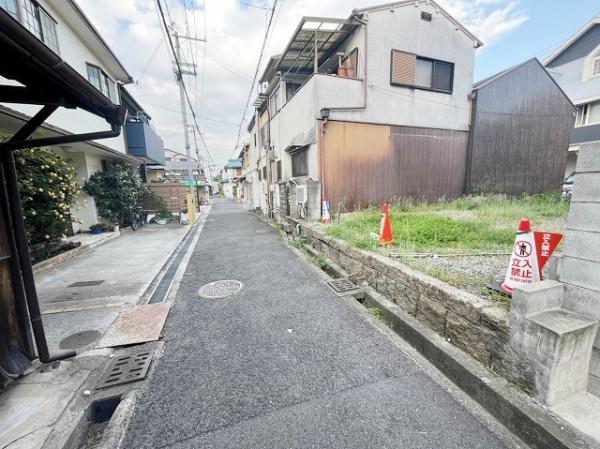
[500,219,562,295]
[533,231,563,278]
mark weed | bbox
[487,291,512,310]
[368,307,383,320]
[289,237,306,251]
[312,255,328,270]
[324,194,568,254]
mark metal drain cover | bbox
[327,278,359,294]
[198,280,243,299]
[68,280,105,288]
[96,349,155,390]
[59,330,102,350]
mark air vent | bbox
[421,11,432,21]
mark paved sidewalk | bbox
[122,199,510,449]
[35,223,190,353]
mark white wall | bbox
[319,4,475,131]
[0,0,128,154]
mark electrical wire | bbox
[231,0,279,159]
[155,0,216,167]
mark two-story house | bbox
[545,15,600,177]
[0,0,162,231]
[241,0,482,220]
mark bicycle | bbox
[130,208,145,231]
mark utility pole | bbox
[171,27,205,224]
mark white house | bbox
[0,0,151,231]
[544,15,600,177]
[241,0,481,220]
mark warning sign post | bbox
[500,219,562,295]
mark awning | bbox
[275,17,358,79]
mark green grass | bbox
[325,194,569,254]
[368,307,383,320]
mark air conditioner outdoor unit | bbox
[296,185,307,204]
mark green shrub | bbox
[15,148,80,254]
[84,161,143,226]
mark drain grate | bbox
[327,278,359,294]
[68,280,105,288]
[198,280,243,299]
[96,350,154,390]
[59,330,102,350]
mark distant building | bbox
[467,59,574,195]
[545,15,600,176]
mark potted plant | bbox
[89,223,103,235]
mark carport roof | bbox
[272,17,359,80]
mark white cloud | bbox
[76,0,527,169]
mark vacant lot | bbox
[321,195,570,304]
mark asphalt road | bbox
[121,198,509,449]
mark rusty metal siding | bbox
[319,121,468,210]
[467,59,575,195]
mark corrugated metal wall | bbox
[467,59,575,195]
[319,120,468,210]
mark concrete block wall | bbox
[559,143,600,396]
[296,223,512,375]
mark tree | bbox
[15,147,81,254]
[84,161,143,226]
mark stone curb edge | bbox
[360,286,598,449]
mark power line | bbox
[155,0,215,167]
[231,0,279,158]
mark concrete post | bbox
[559,142,600,396]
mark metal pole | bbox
[314,31,318,73]
[174,30,196,223]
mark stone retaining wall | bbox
[295,222,513,376]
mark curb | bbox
[359,286,598,449]
[33,231,120,274]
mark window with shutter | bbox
[390,50,416,85]
[390,50,454,94]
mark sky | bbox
[77,0,600,171]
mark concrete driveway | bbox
[34,223,190,353]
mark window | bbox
[87,63,117,102]
[258,168,262,181]
[276,160,282,181]
[575,101,600,126]
[390,50,454,93]
[269,87,281,117]
[87,64,102,91]
[19,0,59,53]
[291,147,308,177]
[286,83,301,102]
[262,166,267,180]
[341,48,359,79]
[593,57,600,77]
[21,0,41,39]
[0,0,18,19]
[39,9,58,53]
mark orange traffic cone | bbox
[379,203,394,245]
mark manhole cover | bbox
[68,280,105,288]
[327,278,359,294]
[96,349,154,390]
[198,280,243,299]
[59,330,102,350]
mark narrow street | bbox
[121,198,510,449]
